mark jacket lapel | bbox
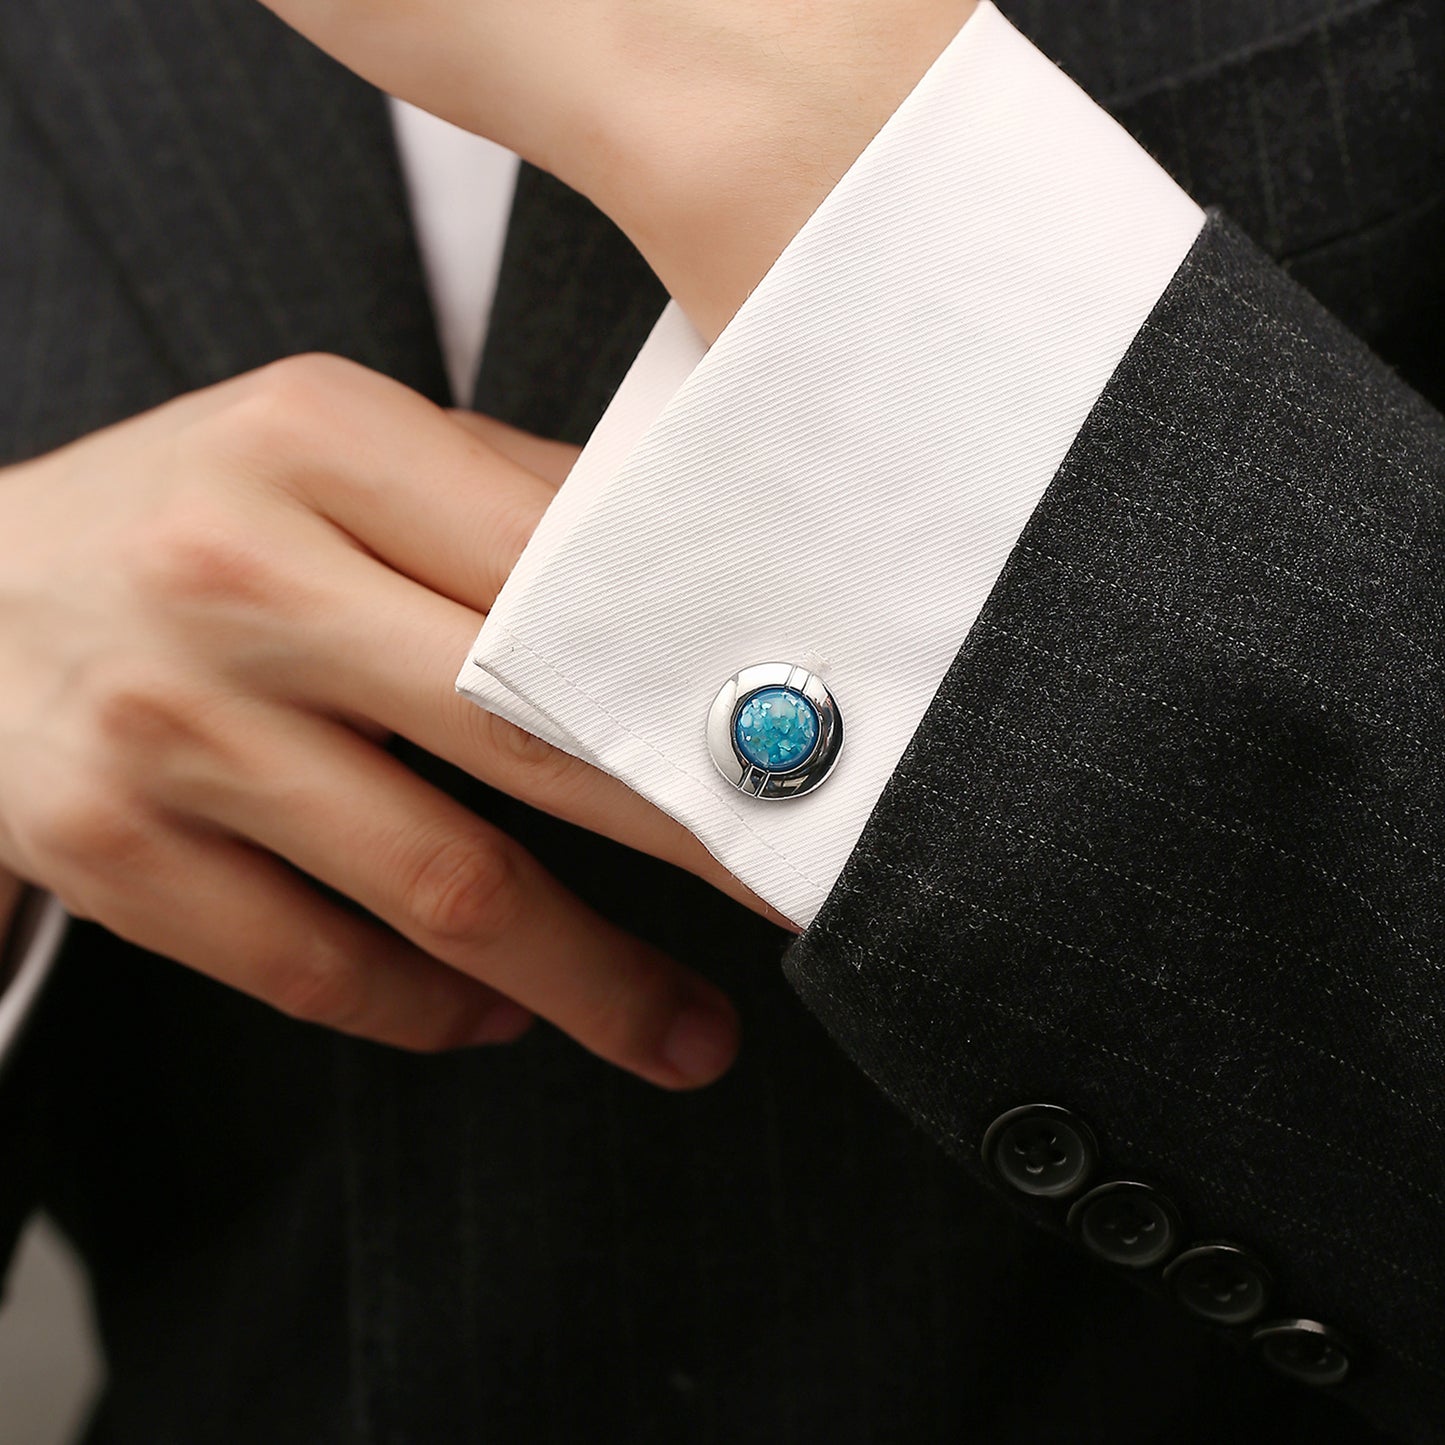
[0,0,447,398]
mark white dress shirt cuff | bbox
[458,1,1205,926]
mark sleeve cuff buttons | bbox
[1067,1180,1182,1270]
[981,1104,1354,1387]
[1164,1242,1272,1326]
[1251,1319,1353,1387]
[981,1104,1099,1199]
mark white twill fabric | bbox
[458,2,1205,926]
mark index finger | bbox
[236,355,558,613]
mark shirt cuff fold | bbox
[459,0,1204,926]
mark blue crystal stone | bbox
[734,687,820,773]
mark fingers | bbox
[162,705,741,1089]
[2,354,754,1084]
[185,358,778,924]
[274,546,763,912]
[446,411,580,487]
[210,355,558,613]
[192,358,777,921]
[75,822,535,1054]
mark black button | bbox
[982,1105,1098,1199]
[1067,1180,1182,1269]
[1252,1319,1352,1387]
[1164,1242,1272,1325]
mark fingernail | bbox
[661,997,739,1086]
[468,999,534,1046]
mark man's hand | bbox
[260,0,979,339]
[0,356,749,1085]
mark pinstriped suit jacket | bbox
[0,0,1441,1441]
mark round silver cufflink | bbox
[707,663,842,799]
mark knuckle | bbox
[90,671,209,757]
[485,711,563,770]
[403,834,520,947]
[264,944,364,1032]
[132,495,277,611]
[243,352,362,420]
[254,351,361,392]
[199,354,356,470]
[29,785,148,870]
[470,710,581,792]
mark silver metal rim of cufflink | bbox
[707,663,843,800]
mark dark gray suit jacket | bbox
[0,0,1441,1441]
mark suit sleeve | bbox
[783,211,1445,1443]
[452,7,1441,1432]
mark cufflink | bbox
[707,663,842,799]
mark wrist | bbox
[261,0,978,338]
[546,0,980,340]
